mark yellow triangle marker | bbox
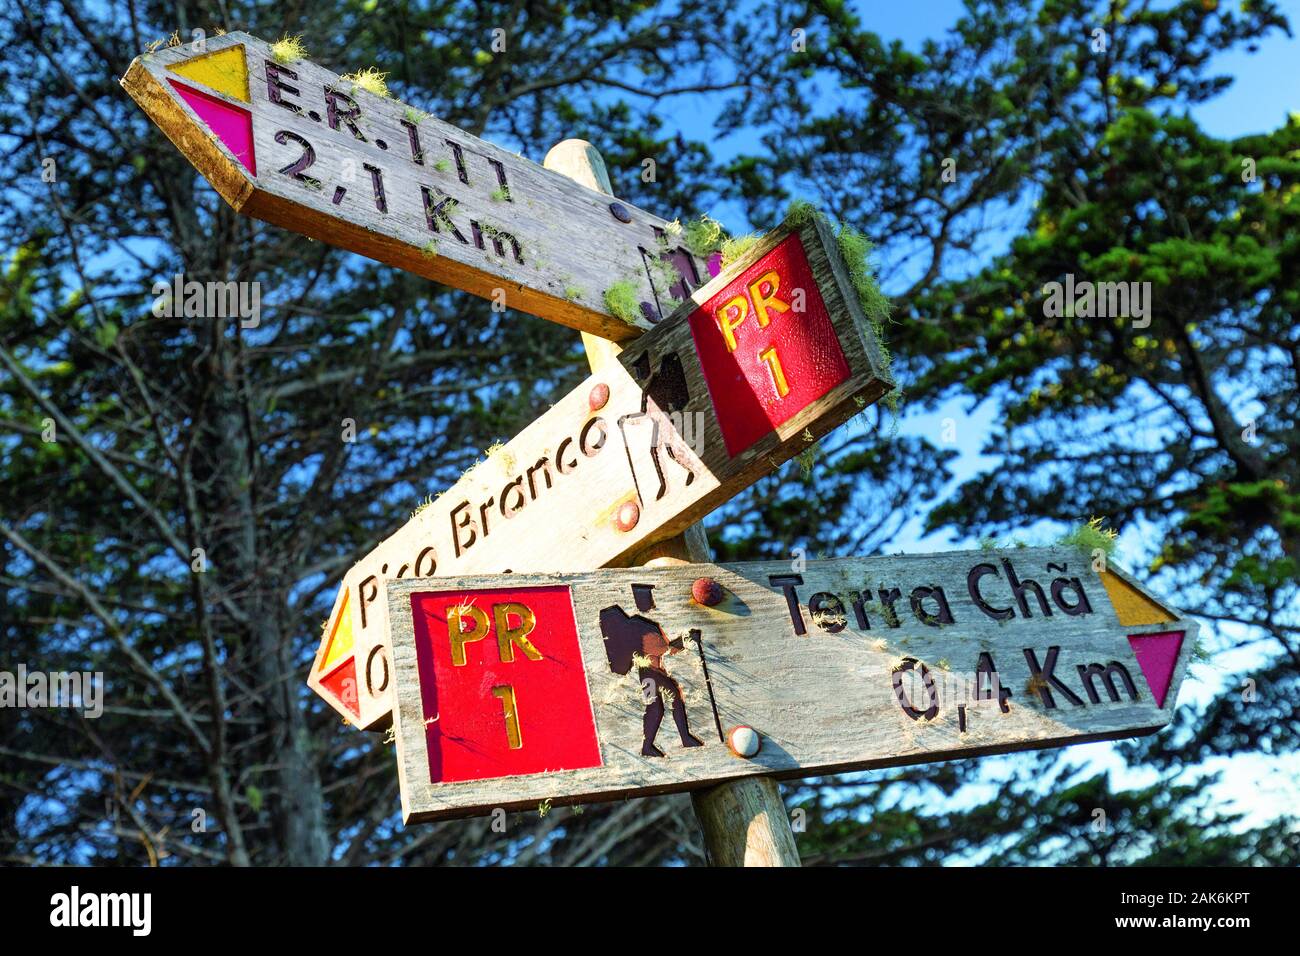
[167,44,250,103]
[1099,570,1176,627]
[319,592,355,672]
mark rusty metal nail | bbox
[614,500,640,532]
[726,725,761,759]
[589,382,610,411]
[609,201,632,223]
[692,577,723,607]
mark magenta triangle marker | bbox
[1127,631,1185,708]
[168,79,257,176]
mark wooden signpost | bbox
[121,32,701,341]
[303,211,891,729]
[125,33,1196,866]
[383,547,1196,822]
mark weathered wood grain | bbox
[693,777,802,867]
[384,547,1196,823]
[307,210,893,728]
[120,33,705,341]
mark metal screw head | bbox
[614,500,640,532]
[588,382,610,411]
[692,577,724,606]
[726,725,761,758]
[608,201,632,223]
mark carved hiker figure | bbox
[618,350,700,504]
[599,585,703,757]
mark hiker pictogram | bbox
[599,584,705,757]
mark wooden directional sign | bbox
[307,213,893,728]
[121,32,702,341]
[382,547,1196,822]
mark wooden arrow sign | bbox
[381,546,1196,823]
[306,212,893,728]
[121,33,701,341]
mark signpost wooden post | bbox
[543,140,800,866]
[383,548,1196,823]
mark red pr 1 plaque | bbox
[410,585,603,784]
[688,232,852,458]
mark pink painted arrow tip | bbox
[1127,630,1185,708]
[168,78,257,176]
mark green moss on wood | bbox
[341,66,391,99]
[720,233,760,266]
[270,35,309,64]
[682,215,728,257]
[604,280,642,325]
[1056,517,1119,556]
